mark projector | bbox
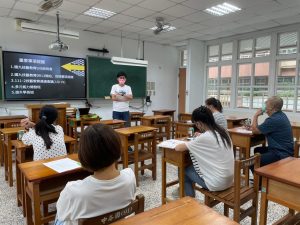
[49,41,69,51]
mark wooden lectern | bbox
[26,103,70,133]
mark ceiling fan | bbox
[39,0,63,12]
[152,17,174,35]
[49,12,69,51]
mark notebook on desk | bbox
[78,108,90,116]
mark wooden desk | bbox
[0,115,26,166]
[228,127,265,181]
[255,157,300,225]
[291,121,300,140]
[19,154,90,225]
[113,197,239,225]
[11,135,76,214]
[141,115,171,141]
[99,119,126,129]
[226,116,248,129]
[160,142,192,204]
[115,126,157,168]
[0,126,24,186]
[130,112,145,126]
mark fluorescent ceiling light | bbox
[150,25,176,32]
[84,7,116,19]
[204,2,241,16]
[111,57,148,67]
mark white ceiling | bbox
[1,0,300,46]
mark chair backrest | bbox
[134,130,157,148]
[234,154,261,203]
[174,122,193,138]
[178,113,192,122]
[78,194,145,225]
[4,121,21,128]
[153,116,171,140]
[80,116,101,132]
[66,107,76,118]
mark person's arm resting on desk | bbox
[175,143,188,151]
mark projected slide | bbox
[3,51,86,100]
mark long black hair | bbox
[35,105,58,149]
[192,106,231,148]
[205,97,223,113]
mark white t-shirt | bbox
[110,84,132,112]
[185,131,234,191]
[56,168,136,225]
[22,125,67,161]
[213,111,228,129]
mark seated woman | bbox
[21,105,67,161]
[175,106,234,197]
[205,97,227,129]
[55,124,136,225]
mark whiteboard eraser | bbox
[105,96,111,99]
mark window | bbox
[278,32,297,55]
[255,36,271,57]
[221,42,233,61]
[180,49,187,67]
[207,66,218,98]
[208,45,219,62]
[276,60,296,111]
[237,63,269,108]
[207,65,232,107]
[239,39,253,59]
[220,65,232,107]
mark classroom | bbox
[0,0,300,224]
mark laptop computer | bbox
[78,108,90,116]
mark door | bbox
[178,68,186,114]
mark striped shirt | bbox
[185,131,234,191]
[213,111,227,129]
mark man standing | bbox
[251,96,294,168]
[111,72,132,127]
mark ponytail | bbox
[34,105,58,149]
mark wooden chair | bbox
[195,154,261,224]
[153,116,171,142]
[174,122,193,138]
[80,116,101,134]
[178,113,192,122]
[128,130,156,186]
[294,140,300,158]
[78,194,145,225]
[0,121,22,166]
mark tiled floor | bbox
[0,150,290,225]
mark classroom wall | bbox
[0,17,179,119]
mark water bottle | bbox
[76,108,80,119]
[188,127,194,138]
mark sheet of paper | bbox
[43,158,81,173]
[158,139,187,149]
[235,128,252,134]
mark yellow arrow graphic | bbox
[61,63,85,72]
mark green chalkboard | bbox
[87,56,146,98]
